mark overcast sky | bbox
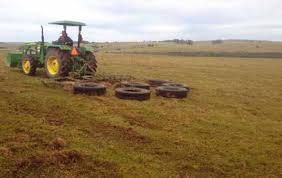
[0,0,281,42]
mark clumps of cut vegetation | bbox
[120,113,160,129]
[93,73,136,84]
[94,122,152,144]
[50,138,67,150]
[45,117,65,126]
[1,149,121,177]
[0,147,11,157]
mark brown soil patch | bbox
[0,147,11,157]
[94,122,152,144]
[62,81,75,92]
[121,113,160,129]
[46,118,64,126]
[51,150,82,165]
[50,138,67,150]
[4,150,122,178]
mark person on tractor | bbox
[57,30,73,46]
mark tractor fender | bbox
[84,46,94,53]
[79,45,94,54]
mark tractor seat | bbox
[52,40,73,47]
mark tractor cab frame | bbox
[49,20,86,48]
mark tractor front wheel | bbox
[45,48,70,78]
[21,55,37,76]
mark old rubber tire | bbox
[21,55,37,76]
[85,52,97,72]
[156,86,188,98]
[162,83,190,90]
[45,48,70,78]
[115,87,150,101]
[121,81,150,90]
[74,83,106,96]
[147,79,169,87]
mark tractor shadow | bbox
[9,68,48,79]
[35,69,49,78]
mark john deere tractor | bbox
[5,20,97,78]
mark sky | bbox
[0,0,281,42]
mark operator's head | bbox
[62,30,67,36]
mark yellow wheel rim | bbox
[23,59,31,74]
[47,56,59,75]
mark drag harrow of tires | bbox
[115,87,151,101]
[121,81,150,90]
[73,83,106,96]
[162,83,190,90]
[156,86,188,99]
[147,79,170,87]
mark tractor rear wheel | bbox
[21,55,37,76]
[85,52,97,72]
[45,48,70,78]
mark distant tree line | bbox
[162,39,194,45]
[161,39,225,45]
[211,39,224,44]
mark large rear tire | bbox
[21,55,37,76]
[45,48,70,78]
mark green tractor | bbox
[5,20,97,78]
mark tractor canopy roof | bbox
[49,20,86,26]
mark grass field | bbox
[96,40,282,58]
[0,44,282,177]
